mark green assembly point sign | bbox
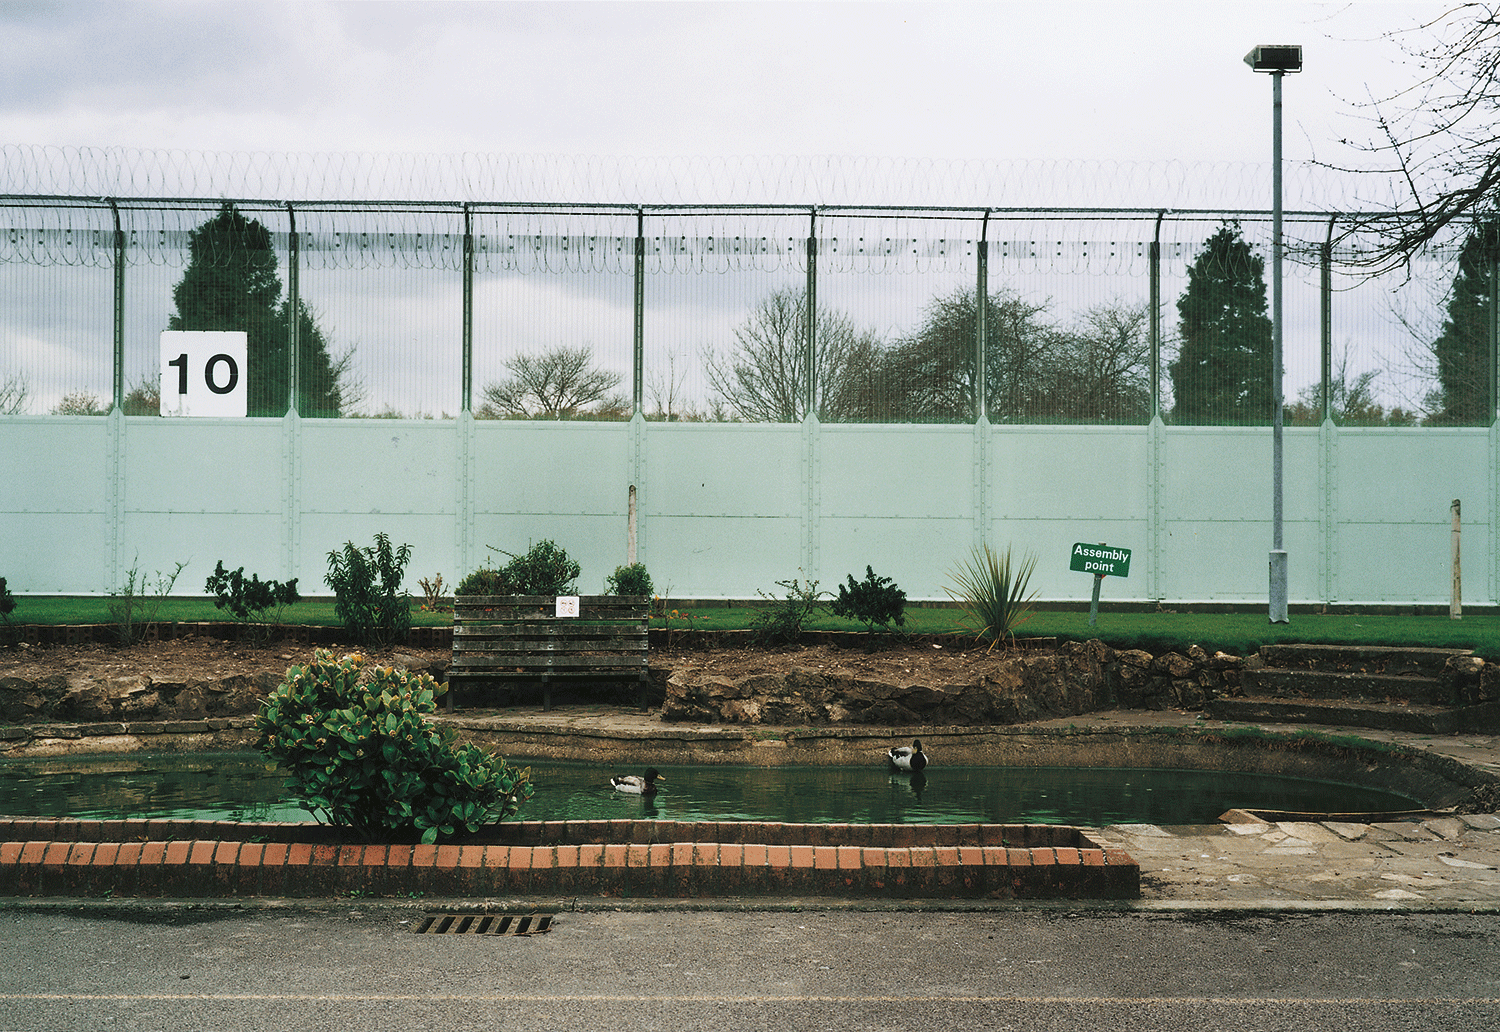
[1070,543,1131,577]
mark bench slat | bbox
[448,595,651,712]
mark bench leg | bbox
[542,677,552,712]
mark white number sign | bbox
[160,330,247,417]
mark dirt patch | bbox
[0,637,451,687]
[654,639,1026,687]
[0,635,1005,691]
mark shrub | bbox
[456,540,580,597]
[205,561,300,638]
[255,650,533,843]
[325,533,412,646]
[606,562,653,597]
[417,573,447,611]
[831,566,906,639]
[0,577,15,645]
[107,558,187,644]
[497,539,580,595]
[455,566,513,596]
[946,544,1039,650]
[751,575,829,644]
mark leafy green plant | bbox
[255,650,533,844]
[455,566,511,596]
[0,576,16,645]
[205,561,300,639]
[606,562,653,597]
[496,539,580,595]
[946,544,1039,650]
[456,540,580,597]
[107,557,187,644]
[751,575,829,644]
[325,533,412,645]
[830,565,907,640]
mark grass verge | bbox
[7,598,1499,657]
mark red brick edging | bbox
[0,818,1138,900]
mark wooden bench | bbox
[447,595,651,711]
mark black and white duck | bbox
[610,768,666,795]
[887,739,928,773]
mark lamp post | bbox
[1246,44,1301,624]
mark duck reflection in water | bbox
[890,770,928,800]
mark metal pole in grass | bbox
[1246,44,1300,624]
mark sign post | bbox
[1070,542,1132,626]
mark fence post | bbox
[285,202,300,415]
[110,199,125,413]
[107,199,126,592]
[1321,216,1338,606]
[634,208,645,416]
[976,211,989,423]
[804,209,818,419]
[1147,213,1164,601]
[1321,216,1335,423]
[1491,252,1499,425]
[462,204,473,414]
[1150,212,1163,422]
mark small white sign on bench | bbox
[555,595,580,618]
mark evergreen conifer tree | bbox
[1169,223,1273,425]
[168,203,345,417]
[1427,219,1499,425]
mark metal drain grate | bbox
[414,912,555,936]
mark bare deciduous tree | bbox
[704,288,885,422]
[1333,4,1500,267]
[0,373,29,415]
[477,344,623,419]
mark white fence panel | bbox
[1,418,1496,607]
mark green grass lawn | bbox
[7,596,1497,657]
[658,605,1500,656]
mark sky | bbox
[0,1,1466,417]
[0,1,1446,184]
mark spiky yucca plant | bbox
[946,544,1039,650]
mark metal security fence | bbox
[0,198,1492,427]
[2,151,1498,605]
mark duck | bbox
[887,739,928,773]
[610,768,666,795]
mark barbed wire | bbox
[3,145,1382,209]
[0,147,1462,277]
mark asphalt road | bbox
[0,904,1496,1031]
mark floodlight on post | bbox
[1246,44,1299,625]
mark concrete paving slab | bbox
[1323,822,1370,841]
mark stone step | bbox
[1241,668,1453,705]
[1207,695,1500,735]
[1259,643,1472,678]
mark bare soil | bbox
[0,635,1009,689]
[0,638,452,685]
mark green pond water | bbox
[0,752,1421,827]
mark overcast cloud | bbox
[0,1,1437,174]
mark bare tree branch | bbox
[478,345,622,419]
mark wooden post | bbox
[628,485,638,565]
[1451,498,1462,620]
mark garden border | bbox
[0,818,1137,900]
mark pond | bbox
[0,752,1422,827]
